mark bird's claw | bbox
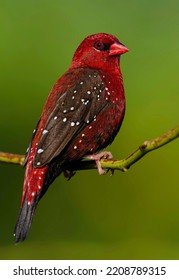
[63,170,76,180]
[84,151,113,175]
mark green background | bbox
[0,0,178,259]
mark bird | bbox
[14,33,128,242]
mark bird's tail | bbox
[14,161,49,243]
[14,155,63,243]
[14,192,41,243]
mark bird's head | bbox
[70,33,128,71]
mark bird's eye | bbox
[94,41,110,51]
[94,41,104,50]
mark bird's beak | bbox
[109,42,129,56]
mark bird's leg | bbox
[63,170,76,180]
[84,151,113,175]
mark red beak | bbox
[109,42,129,56]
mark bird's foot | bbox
[63,170,76,180]
[84,151,113,175]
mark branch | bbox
[0,125,178,172]
[0,152,24,165]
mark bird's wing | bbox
[23,119,41,167]
[31,69,110,167]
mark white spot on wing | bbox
[84,100,89,105]
[42,129,48,135]
[63,117,67,122]
[71,122,75,126]
[54,116,57,120]
[37,148,44,154]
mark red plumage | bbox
[14,33,128,242]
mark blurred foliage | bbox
[0,0,179,259]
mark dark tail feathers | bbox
[14,163,62,243]
[14,194,41,243]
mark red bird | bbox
[14,33,128,242]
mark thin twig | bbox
[0,152,24,165]
[0,125,178,172]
